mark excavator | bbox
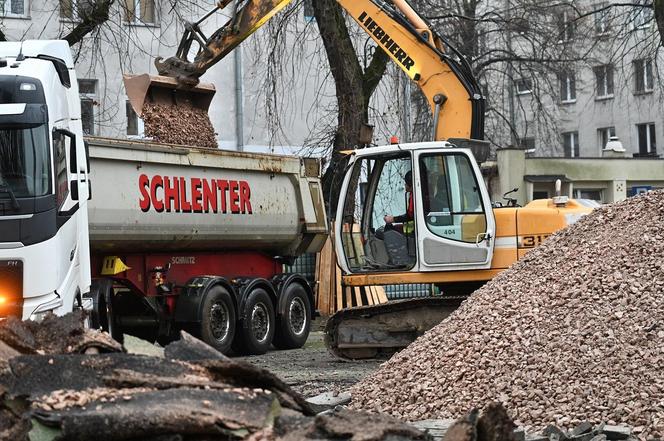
[124,0,593,359]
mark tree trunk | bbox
[313,0,389,216]
[654,0,664,46]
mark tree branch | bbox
[63,0,115,46]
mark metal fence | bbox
[284,253,317,284]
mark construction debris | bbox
[351,191,664,439]
[142,102,218,148]
[0,313,426,440]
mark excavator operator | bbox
[383,170,414,235]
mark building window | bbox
[303,0,314,22]
[633,59,654,94]
[124,0,155,24]
[594,64,614,98]
[557,9,575,41]
[519,137,535,151]
[515,78,532,95]
[563,131,579,157]
[78,79,97,136]
[637,123,656,155]
[60,0,93,20]
[533,190,550,200]
[594,3,610,35]
[0,0,26,16]
[632,1,653,29]
[126,101,145,137]
[559,72,576,103]
[598,126,616,150]
[574,189,603,202]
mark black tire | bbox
[232,288,275,355]
[90,279,123,343]
[199,285,237,354]
[273,283,311,349]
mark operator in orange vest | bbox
[384,170,415,235]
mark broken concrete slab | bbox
[306,391,352,407]
[600,425,632,440]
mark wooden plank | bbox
[314,243,323,312]
[370,286,380,305]
[364,286,374,306]
[354,287,362,307]
[316,239,332,315]
[375,285,388,304]
[335,262,343,312]
[344,284,352,310]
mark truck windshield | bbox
[0,124,51,198]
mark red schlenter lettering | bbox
[139,174,253,214]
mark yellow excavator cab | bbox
[123,73,216,117]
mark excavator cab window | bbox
[419,153,486,243]
[340,154,416,272]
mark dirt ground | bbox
[237,325,382,398]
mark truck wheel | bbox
[90,279,123,343]
[233,288,275,355]
[273,283,311,349]
[199,285,236,354]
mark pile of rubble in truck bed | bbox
[0,312,431,440]
[351,190,664,439]
[142,102,218,148]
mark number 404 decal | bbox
[518,234,551,248]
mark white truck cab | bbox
[0,40,90,320]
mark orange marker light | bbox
[390,136,399,144]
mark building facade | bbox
[492,0,663,159]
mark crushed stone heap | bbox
[351,190,664,439]
[142,102,218,148]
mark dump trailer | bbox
[86,137,327,355]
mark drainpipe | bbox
[234,41,245,151]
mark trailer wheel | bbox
[90,279,123,343]
[199,285,236,354]
[273,283,311,349]
[233,288,275,355]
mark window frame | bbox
[637,122,657,155]
[562,131,579,157]
[632,2,653,29]
[597,126,616,151]
[557,9,575,42]
[515,78,533,95]
[633,59,654,94]
[78,79,97,136]
[594,3,610,36]
[559,71,576,103]
[594,64,614,99]
[0,0,28,17]
[124,0,156,25]
[574,189,603,203]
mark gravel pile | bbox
[143,102,218,148]
[351,191,664,439]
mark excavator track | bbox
[324,296,466,360]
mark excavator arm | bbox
[151,0,485,141]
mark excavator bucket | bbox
[123,73,216,117]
